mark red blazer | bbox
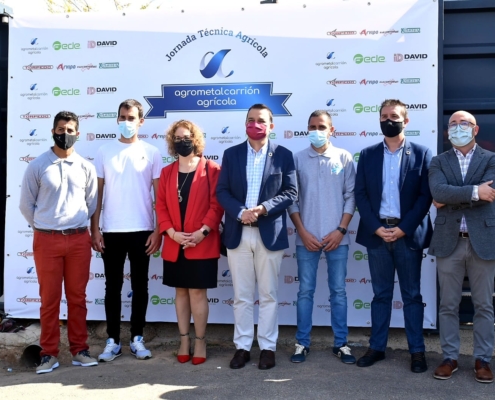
[156,157,224,262]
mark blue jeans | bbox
[295,245,349,348]
[367,238,425,353]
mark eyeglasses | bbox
[448,121,474,132]
[173,136,192,144]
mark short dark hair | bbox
[246,103,273,123]
[53,111,79,131]
[307,110,333,126]
[379,99,408,120]
[118,99,144,119]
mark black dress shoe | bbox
[356,348,385,367]
[411,352,427,373]
[259,350,276,370]
[229,349,250,369]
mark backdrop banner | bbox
[5,0,439,328]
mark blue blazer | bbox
[355,140,433,250]
[216,140,297,251]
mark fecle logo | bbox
[353,103,380,113]
[353,299,371,309]
[52,87,80,96]
[52,41,81,50]
[200,49,234,79]
[353,54,385,64]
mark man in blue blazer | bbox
[217,104,297,370]
[354,99,433,373]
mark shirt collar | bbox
[48,147,77,164]
[308,142,333,158]
[247,140,268,155]
[383,138,405,154]
[453,143,477,158]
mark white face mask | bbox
[118,121,137,139]
[448,126,473,147]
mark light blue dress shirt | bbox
[379,140,404,219]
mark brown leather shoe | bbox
[259,350,276,370]
[433,359,458,380]
[475,359,493,383]
[229,349,250,369]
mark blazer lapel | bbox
[446,149,464,186]
[399,140,411,191]
[258,140,275,202]
[375,142,384,196]
[463,145,483,184]
[238,141,248,202]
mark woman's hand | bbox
[173,231,192,245]
[182,230,205,249]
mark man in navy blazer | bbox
[217,104,297,370]
[354,99,433,373]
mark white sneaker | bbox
[36,355,59,374]
[130,336,152,360]
[72,350,98,367]
[98,338,122,362]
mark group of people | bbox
[19,98,495,385]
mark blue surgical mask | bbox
[118,121,137,139]
[308,130,329,148]
[449,126,473,147]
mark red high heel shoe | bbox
[177,332,191,363]
[192,336,206,365]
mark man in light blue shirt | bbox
[288,110,356,364]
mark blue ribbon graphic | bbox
[144,82,291,118]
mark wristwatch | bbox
[336,227,347,235]
[201,229,210,237]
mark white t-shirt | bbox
[95,140,163,232]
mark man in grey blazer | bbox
[429,110,495,383]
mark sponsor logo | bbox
[222,298,234,306]
[221,270,231,277]
[354,54,385,64]
[20,112,51,121]
[17,250,34,258]
[360,29,379,36]
[87,87,117,95]
[86,133,117,141]
[284,276,299,284]
[162,156,176,164]
[88,40,118,48]
[20,84,48,101]
[394,54,428,62]
[360,131,381,137]
[326,79,356,87]
[19,155,36,163]
[17,295,41,305]
[92,273,105,280]
[23,63,53,72]
[57,63,76,70]
[334,131,356,137]
[405,130,421,136]
[278,301,291,307]
[97,112,118,118]
[152,133,166,139]
[21,39,49,54]
[53,41,81,50]
[208,298,219,304]
[204,155,219,160]
[152,251,161,258]
[401,78,421,84]
[353,250,368,260]
[95,298,105,305]
[406,104,428,110]
[353,103,380,113]
[127,291,133,298]
[269,132,276,139]
[99,62,119,69]
[360,79,378,85]
[315,52,347,70]
[345,278,357,283]
[123,273,131,281]
[327,29,357,37]
[324,99,347,116]
[78,64,97,71]
[393,300,403,309]
[200,49,234,79]
[151,274,163,280]
[381,79,399,86]
[401,27,421,34]
[86,156,94,161]
[150,295,175,305]
[287,227,297,235]
[353,299,371,309]
[78,113,95,120]
[27,267,35,274]
[283,130,310,139]
[360,278,371,284]
[221,126,229,134]
[353,153,360,162]
[360,29,399,36]
[52,87,81,96]
[283,253,291,259]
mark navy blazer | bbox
[355,140,433,250]
[216,140,297,251]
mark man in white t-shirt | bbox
[91,99,162,362]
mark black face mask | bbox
[380,119,404,138]
[53,133,78,150]
[174,141,194,157]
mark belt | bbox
[35,227,87,235]
[459,232,469,238]
[380,218,401,226]
[244,221,259,228]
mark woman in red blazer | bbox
[156,120,223,366]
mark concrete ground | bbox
[1,322,493,399]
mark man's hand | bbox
[375,226,404,242]
[299,230,322,252]
[91,229,105,253]
[432,200,445,209]
[250,205,267,216]
[478,180,495,202]
[322,230,344,252]
[388,227,405,241]
[145,230,162,256]
[241,209,258,224]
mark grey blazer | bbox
[428,145,495,260]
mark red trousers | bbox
[33,230,92,357]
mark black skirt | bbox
[162,249,218,289]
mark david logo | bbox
[200,49,234,79]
